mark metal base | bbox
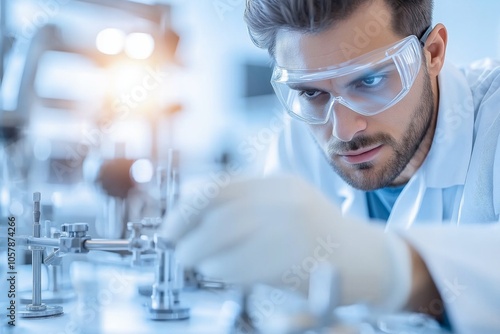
[148,306,190,320]
[20,290,77,304]
[19,305,64,318]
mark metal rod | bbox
[25,237,59,248]
[25,237,134,252]
[30,192,44,309]
[151,248,167,309]
[0,0,6,87]
[83,239,131,251]
[166,149,179,216]
[48,266,58,292]
[157,166,167,217]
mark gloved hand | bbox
[162,174,412,311]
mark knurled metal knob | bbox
[61,223,89,237]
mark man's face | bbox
[274,0,435,191]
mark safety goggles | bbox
[271,33,428,125]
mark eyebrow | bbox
[287,83,326,91]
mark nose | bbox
[329,100,368,142]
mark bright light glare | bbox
[108,62,144,95]
[96,28,126,55]
[125,33,155,60]
[130,159,154,183]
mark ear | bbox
[423,23,448,78]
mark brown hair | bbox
[244,0,433,56]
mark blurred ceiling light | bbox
[96,28,126,55]
[125,33,155,60]
[130,159,154,183]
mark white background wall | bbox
[433,0,500,66]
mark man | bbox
[163,0,500,333]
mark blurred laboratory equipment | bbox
[1,0,182,239]
[13,192,449,333]
[17,191,191,321]
[18,192,64,318]
[88,148,180,240]
[19,217,77,304]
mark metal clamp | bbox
[19,193,64,319]
[58,223,91,254]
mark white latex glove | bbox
[162,174,412,311]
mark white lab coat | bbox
[264,59,500,333]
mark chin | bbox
[333,159,397,191]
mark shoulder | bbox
[461,60,500,218]
[460,58,500,105]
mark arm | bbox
[405,243,443,321]
[401,225,500,333]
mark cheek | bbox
[307,98,417,145]
[369,112,409,143]
[372,87,422,137]
[377,108,410,133]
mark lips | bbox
[340,145,383,164]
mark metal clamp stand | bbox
[18,192,191,321]
[19,193,64,318]
[148,235,189,320]
[20,222,77,304]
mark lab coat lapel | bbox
[386,62,475,228]
[424,64,474,189]
[458,95,500,223]
[336,182,369,221]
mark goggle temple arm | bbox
[419,25,433,46]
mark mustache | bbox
[327,133,395,155]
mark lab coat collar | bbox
[420,62,474,188]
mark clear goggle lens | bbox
[271,35,423,124]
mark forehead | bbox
[274,0,402,69]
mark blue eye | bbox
[361,75,383,87]
[347,69,390,91]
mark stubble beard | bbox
[325,71,435,191]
